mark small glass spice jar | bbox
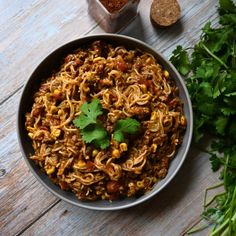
[87,0,140,33]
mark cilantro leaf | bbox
[73,99,110,149]
[170,46,191,76]
[219,0,236,14]
[80,124,109,149]
[214,116,228,135]
[221,107,236,116]
[73,98,103,129]
[228,120,236,141]
[113,118,140,142]
[94,136,110,150]
[220,13,236,25]
[113,130,124,143]
[210,154,222,171]
[80,124,107,143]
[213,71,227,98]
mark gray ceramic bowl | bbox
[17,34,193,210]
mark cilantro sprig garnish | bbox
[170,0,236,235]
[73,98,109,149]
[73,98,103,129]
[73,99,141,149]
[113,118,140,142]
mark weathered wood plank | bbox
[0,0,97,104]
[0,0,224,235]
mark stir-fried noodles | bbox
[25,40,187,201]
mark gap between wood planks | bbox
[15,200,61,236]
[179,216,203,236]
[0,85,24,107]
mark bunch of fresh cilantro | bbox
[170,0,236,235]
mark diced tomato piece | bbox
[117,61,127,72]
[86,161,94,172]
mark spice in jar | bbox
[99,0,129,13]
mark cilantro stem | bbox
[232,39,236,68]
[228,185,236,235]
[187,222,209,234]
[204,182,224,209]
[201,43,228,70]
[209,182,236,236]
[210,218,229,236]
[204,192,226,208]
[223,155,229,190]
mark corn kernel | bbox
[140,84,147,93]
[112,149,120,158]
[83,86,90,92]
[46,166,55,175]
[50,105,57,113]
[180,116,187,126]
[151,143,157,153]
[103,92,110,102]
[96,190,102,195]
[54,89,60,93]
[28,132,33,139]
[119,143,128,152]
[164,70,169,78]
[51,128,61,137]
[174,138,179,145]
[52,89,62,100]
[128,182,135,188]
[93,57,103,62]
[77,160,86,168]
[137,181,144,188]
[150,111,157,121]
[153,177,158,183]
[58,109,62,116]
[92,149,99,157]
[53,89,61,96]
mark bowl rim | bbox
[17,33,193,211]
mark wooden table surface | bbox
[0,1,221,235]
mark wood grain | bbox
[0,0,223,235]
[0,0,97,104]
